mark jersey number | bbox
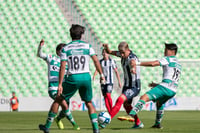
[69,56,86,71]
[172,68,181,81]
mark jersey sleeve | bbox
[60,47,67,61]
[159,57,169,66]
[37,45,48,60]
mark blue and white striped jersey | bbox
[100,58,117,84]
[116,51,141,88]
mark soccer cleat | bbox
[132,122,144,129]
[151,124,163,129]
[73,124,80,130]
[39,124,49,133]
[93,129,100,133]
[55,117,64,130]
[99,123,106,128]
[117,116,135,122]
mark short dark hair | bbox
[70,24,85,40]
[56,43,65,56]
[165,43,178,54]
[56,43,65,53]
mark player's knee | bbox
[85,101,93,108]
[140,94,149,102]
[120,94,127,101]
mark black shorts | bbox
[101,84,113,95]
[122,86,140,104]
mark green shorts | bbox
[48,90,58,100]
[48,82,59,91]
[62,73,92,102]
[146,85,176,104]
[49,90,70,104]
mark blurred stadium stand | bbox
[0,0,200,98]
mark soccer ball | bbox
[98,111,111,125]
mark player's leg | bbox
[129,94,149,116]
[48,89,65,129]
[55,101,70,129]
[104,93,112,113]
[61,99,80,130]
[39,97,60,133]
[78,74,99,133]
[151,87,175,129]
[109,94,126,119]
[121,87,143,128]
[85,101,99,133]
[151,101,164,129]
[129,85,161,116]
[61,82,80,130]
[54,110,65,129]
[76,73,99,133]
[101,84,113,113]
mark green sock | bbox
[45,111,57,129]
[132,99,146,114]
[57,101,70,121]
[56,111,65,121]
[89,113,99,130]
[64,109,77,126]
[155,105,164,125]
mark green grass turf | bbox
[0,111,199,133]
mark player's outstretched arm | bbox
[148,82,158,88]
[102,44,118,56]
[37,39,47,59]
[139,60,160,67]
[91,55,105,84]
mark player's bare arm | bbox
[114,68,122,88]
[58,61,66,96]
[92,70,98,80]
[140,60,160,67]
[148,82,158,88]
[130,59,137,74]
[91,55,106,83]
[40,39,44,46]
[102,44,117,56]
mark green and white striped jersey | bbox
[60,40,96,75]
[38,45,67,83]
[159,56,182,92]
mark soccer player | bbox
[37,39,79,133]
[93,49,122,113]
[129,43,182,129]
[10,91,19,111]
[103,42,143,128]
[58,24,105,133]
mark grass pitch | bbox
[0,111,199,133]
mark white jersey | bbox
[116,51,141,88]
[60,40,95,75]
[159,56,182,92]
[100,58,117,84]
